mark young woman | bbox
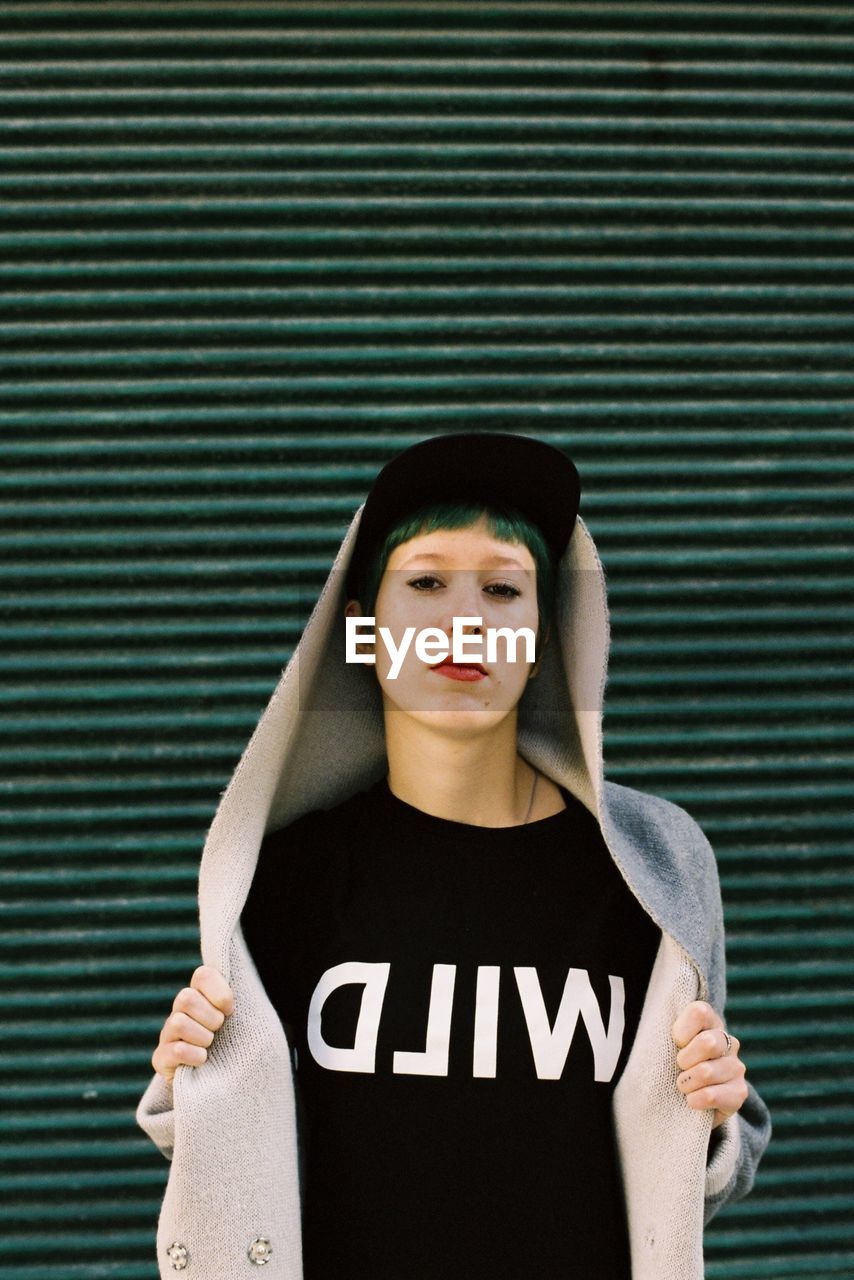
[138,432,771,1280]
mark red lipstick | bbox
[430,661,487,682]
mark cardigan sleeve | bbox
[702,889,773,1227]
[704,1075,772,1227]
[135,1067,175,1162]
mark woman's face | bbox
[345,514,541,736]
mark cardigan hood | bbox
[136,498,771,1280]
[201,505,722,987]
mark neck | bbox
[382,704,538,828]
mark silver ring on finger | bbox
[721,1029,733,1056]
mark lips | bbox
[429,660,488,682]
[430,660,486,674]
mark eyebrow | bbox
[397,553,530,571]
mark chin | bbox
[413,710,507,736]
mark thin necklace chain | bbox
[523,767,539,824]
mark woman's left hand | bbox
[671,1000,749,1129]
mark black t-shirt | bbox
[240,774,662,1280]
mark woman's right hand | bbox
[152,964,236,1084]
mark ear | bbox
[344,599,373,656]
[530,620,552,677]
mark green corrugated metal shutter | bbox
[2,3,852,1277]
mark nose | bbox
[434,581,484,640]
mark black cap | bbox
[344,432,581,602]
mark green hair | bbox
[356,500,556,659]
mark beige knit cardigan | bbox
[136,504,772,1279]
